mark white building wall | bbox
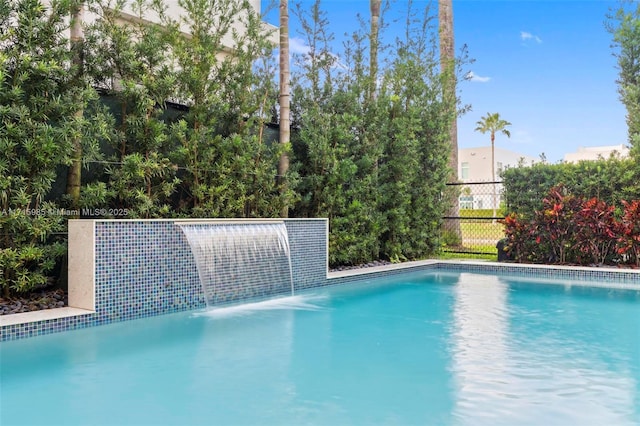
[68,0,276,59]
[113,0,272,52]
[563,145,630,163]
[458,147,537,210]
[459,147,537,182]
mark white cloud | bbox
[520,31,542,44]
[466,71,491,83]
[289,37,311,55]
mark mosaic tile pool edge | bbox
[326,261,640,291]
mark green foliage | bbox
[0,0,84,294]
[502,157,640,219]
[608,1,640,158]
[2,0,464,291]
[83,0,180,218]
[377,4,452,260]
[290,1,382,265]
[161,0,290,217]
[291,1,453,265]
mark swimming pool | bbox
[1,270,639,425]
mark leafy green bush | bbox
[502,157,640,219]
[0,0,97,295]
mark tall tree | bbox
[475,112,511,218]
[438,0,460,241]
[378,1,451,261]
[65,0,84,211]
[369,0,381,102]
[279,0,291,217]
[438,0,456,174]
[608,0,640,159]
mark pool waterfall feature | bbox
[177,222,295,306]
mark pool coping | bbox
[0,307,95,327]
[3,259,638,330]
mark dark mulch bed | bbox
[329,259,394,272]
[0,288,68,315]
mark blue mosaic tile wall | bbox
[1,219,328,341]
[94,221,204,323]
[286,220,328,291]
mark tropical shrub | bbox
[617,200,640,266]
[574,197,618,265]
[535,185,583,264]
[501,213,537,263]
[0,0,101,295]
[502,185,640,266]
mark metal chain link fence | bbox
[442,181,506,255]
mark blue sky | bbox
[262,0,627,163]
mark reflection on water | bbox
[450,273,638,426]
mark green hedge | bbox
[502,157,640,218]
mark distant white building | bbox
[83,0,276,56]
[563,144,630,163]
[458,147,537,210]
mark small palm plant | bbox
[475,112,512,220]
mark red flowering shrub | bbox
[574,198,618,265]
[502,185,640,266]
[535,185,583,264]
[501,213,539,262]
[617,200,640,267]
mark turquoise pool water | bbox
[1,271,639,425]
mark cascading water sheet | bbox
[177,222,294,306]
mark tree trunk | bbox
[491,133,497,221]
[369,0,381,102]
[278,0,290,218]
[438,0,456,176]
[439,0,461,244]
[66,1,84,214]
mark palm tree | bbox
[438,0,461,242]
[369,0,381,102]
[439,0,456,176]
[66,1,84,212]
[474,112,511,218]
[278,0,290,217]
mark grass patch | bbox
[459,208,506,218]
[435,251,496,261]
[460,221,505,241]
